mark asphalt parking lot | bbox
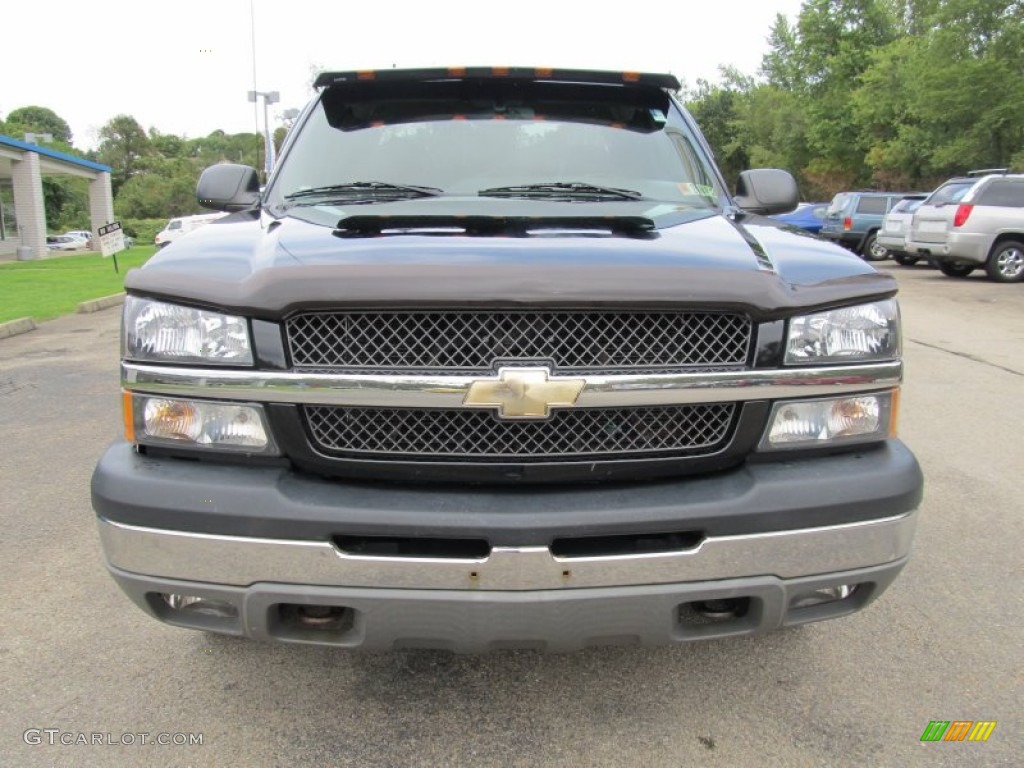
[1,265,1020,767]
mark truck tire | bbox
[893,253,919,267]
[985,240,1024,283]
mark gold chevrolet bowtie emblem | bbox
[463,368,586,419]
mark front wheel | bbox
[939,261,976,278]
[985,241,1024,283]
[862,233,888,261]
[893,253,919,266]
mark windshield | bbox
[891,198,924,214]
[269,81,724,209]
[926,181,973,206]
[826,194,850,215]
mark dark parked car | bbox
[770,202,828,234]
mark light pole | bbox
[247,90,279,178]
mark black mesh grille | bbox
[286,311,751,372]
[304,404,735,462]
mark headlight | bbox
[127,395,278,454]
[759,391,897,451]
[123,296,253,365]
[786,299,899,364]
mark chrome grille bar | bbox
[122,361,903,408]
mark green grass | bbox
[0,246,156,324]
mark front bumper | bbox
[107,558,910,652]
[93,440,922,650]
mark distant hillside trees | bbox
[686,0,1024,199]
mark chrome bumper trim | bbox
[98,511,917,591]
[121,360,903,409]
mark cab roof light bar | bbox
[314,67,681,91]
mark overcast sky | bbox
[1,0,806,151]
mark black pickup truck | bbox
[91,68,922,652]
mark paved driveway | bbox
[0,266,1020,767]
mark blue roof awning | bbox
[0,133,112,173]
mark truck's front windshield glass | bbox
[269,81,724,209]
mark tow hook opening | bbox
[269,603,360,644]
[278,603,354,630]
[690,598,750,620]
[675,596,761,639]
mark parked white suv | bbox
[906,171,1024,282]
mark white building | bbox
[0,134,114,260]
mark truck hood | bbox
[126,205,895,321]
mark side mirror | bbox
[734,169,799,215]
[196,164,260,212]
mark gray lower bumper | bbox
[99,510,916,652]
[93,439,922,651]
[108,559,908,653]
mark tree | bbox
[795,0,901,188]
[97,115,151,195]
[2,106,73,144]
[190,130,264,169]
[686,68,757,186]
[853,0,1024,183]
[148,128,185,159]
[273,126,288,156]
[760,14,802,90]
[115,157,202,219]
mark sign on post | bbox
[98,221,126,257]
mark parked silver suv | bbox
[907,171,1024,282]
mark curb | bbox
[77,292,126,314]
[0,317,37,339]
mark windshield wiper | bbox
[284,181,443,202]
[477,182,644,201]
